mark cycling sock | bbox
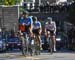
[54,45,56,51]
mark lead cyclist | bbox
[18,11,33,56]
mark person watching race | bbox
[45,17,56,52]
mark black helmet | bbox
[23,10,29,15]
[32,16,37,21]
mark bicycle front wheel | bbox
[49,37,53,54]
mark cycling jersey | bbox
[19,16,33,32]
[33,21,41,29]
[33,21,41,35]
[45,21,56,35]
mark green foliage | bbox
[0,0,3,5]
[19,6,24,12]
[0,0,21,5]
[15,0,21,4]
[4,0,15,5]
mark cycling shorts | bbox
[33,29,40,35]
[47,29,55,36]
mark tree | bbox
[0,0,22,5]
[4,0,15,5]
[0,0,3,5]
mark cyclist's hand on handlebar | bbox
[30,32,33,37]
[39,32,41,35]
[22,23,25,25]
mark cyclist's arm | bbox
[29,18,33,36]
[39,27,42,35]
[18,16,24,35]
[38,21,42,35]
[29,24,33,34]
[44,24,48,36]
[53,22,56,34]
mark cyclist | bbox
[19,11,33,35]
[18,11,33,55]
[45,17,56,52]
[32,16,42,52]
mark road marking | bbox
[26,57,41,60]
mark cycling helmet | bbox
[23,10,29,15]
[47,17,52,22]
[32,16,37,21]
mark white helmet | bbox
[47,17,52,22]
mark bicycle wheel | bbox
[37,36,41,55]
[21,36,26,56]
[49,37,53,54]
[25,34,33,56]
[34,36,40,55]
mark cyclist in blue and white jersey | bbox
[19,11,33,36]
[32,16,42,50]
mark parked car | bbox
[42,33,63,50]
[0,38,7,52]
[56,33,64,50]
[6,37,21,50]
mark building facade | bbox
[24,0,56,4]
[67,0,74,2]
[41,0,56,3]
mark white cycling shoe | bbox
[53,48,56,52]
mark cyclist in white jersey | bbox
[32,16,42,50]
[45,17,56,52]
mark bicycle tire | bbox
[34,36,40,55]
[21,36,26,56]
[49,37,53,54]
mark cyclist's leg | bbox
[52,34,56,52]
[25,33,30,55]
[38,35,42,50]
[47,31,51,52]
[34,34,37,55]
[37,35,41,55]
[20,35,26,56]
[29,36,33,56]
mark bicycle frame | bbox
[47,31,53,54]
[20,32,32,56]
[33,34,41,55]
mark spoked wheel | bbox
[20,36,26,56]
[22,45,26,56]
[34,36,41,55]
[49,37,53,54]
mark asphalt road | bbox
[0,50,75,60]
